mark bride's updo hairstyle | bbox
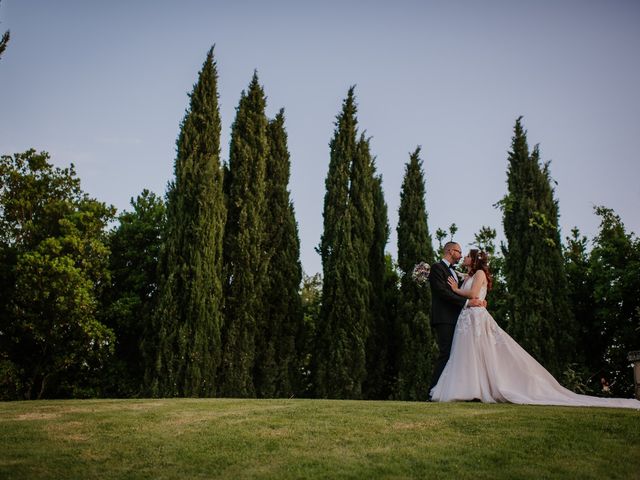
[468,249,493,291]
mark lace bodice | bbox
[461,275,487,301]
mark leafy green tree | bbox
[103,190,165,397]
[448,223,458,240]
[560,226,601,394]
[0,150,115,399]
[298,272,322,396]
[435,228,447,255]
[253,110,303,398]
[219,72,269,397]
[435,224,460,257]
[395,147,436,400]
[588,207,640,396]
[149,47,226,397]
[498,117,575,376]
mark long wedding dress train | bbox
[430,277,640,409]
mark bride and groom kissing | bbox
[426,241,640,409]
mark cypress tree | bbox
[318,88,356,267]
[313,87,367,398]
[254,109,304,398]
[148,47,226,397]
[219,72,269,397]
[347,133,375,396]
[395,147,436,401]
[363,169,393,399]
[499,117,575,376]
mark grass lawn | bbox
[0,398,638,479]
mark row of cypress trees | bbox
[306,90,441,399]
[141,48,445,400]
[130,48,587,399]
[144,49,303,398]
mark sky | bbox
[1,0,639,276]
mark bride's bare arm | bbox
[447,270,487,299]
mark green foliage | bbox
[0,353,22,400]
[150,47,226,397]
[434,224,459,257]
[0,0,8,61]
[348,134,377,399]
[586,207,640,396]
[363,173,394,399]
[219,71,269,397]
[0,150,115,399]
[318,88,356,268]
[395,147,436,400]
[499,118,575,376]
[435,228,447,254]
[254,110,304,398]
[448,223,458,240]
[563,227,597,369]
[0,32,7,60]
[298,273,322,396]
[314,88,371,399]
[103,190,165,397]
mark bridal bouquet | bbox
[412,261,431,285]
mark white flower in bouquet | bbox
[412,261,431,285]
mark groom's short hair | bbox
[443,241,459,253]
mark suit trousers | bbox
[430,322,457,393]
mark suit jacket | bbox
[429,260,467,326]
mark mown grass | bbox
[0,398,638,479]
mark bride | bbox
[429,249,640,409]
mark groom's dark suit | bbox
[428,260,467,392]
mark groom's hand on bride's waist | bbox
[468,298,487,308]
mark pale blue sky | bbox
[1,0,639,275]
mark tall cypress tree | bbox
[253,109,303,398]
[499,117,575,376]
[219,72,269,397]
[318,88,356,268]
[148,47,226,397]
[395,147,436,401]
[313,87,366,398]
[363,168,393,399]
[347,133,375,395]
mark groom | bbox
[428,241,485,395]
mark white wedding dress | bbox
[430,276,640,409]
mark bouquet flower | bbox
[412,261,431,286]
